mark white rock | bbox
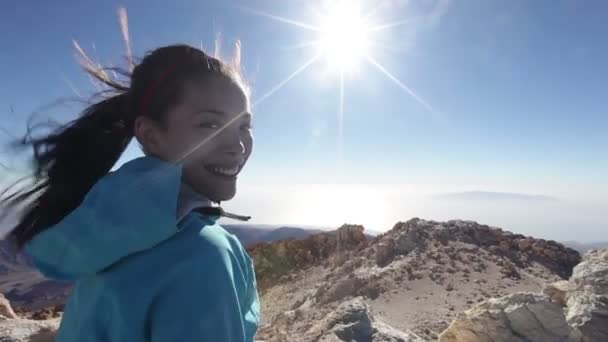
[0,317,60,342]
[438,293,580,342]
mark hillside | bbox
[252,218,581,340]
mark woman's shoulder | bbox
[103,214,247,282]
[94,215,252,312]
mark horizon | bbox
[1,0,606,243]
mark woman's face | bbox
[139,76,253,202]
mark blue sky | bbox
[1,0,606,241]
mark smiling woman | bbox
[1,40,260,341]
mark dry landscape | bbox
[0,218,606,341]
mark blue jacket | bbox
[25,156,260,341]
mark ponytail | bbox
[2,43,245,249]
[1,92,133,248]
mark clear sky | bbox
[1,0,606,242]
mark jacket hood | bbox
[25,156,188,281]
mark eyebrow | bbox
[193,110,252,119]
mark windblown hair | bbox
[1,42,246,248]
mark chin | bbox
[213,192,236,202]
[206,186,237,202]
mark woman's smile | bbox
[203,162,245,179]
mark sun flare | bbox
[240,0,436,162]
[317,2,371,73]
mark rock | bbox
[373,320,426,342]
[499,260,521,280]
[0,317,60,342]
[565,291,608,342]
[248,224,368,291]
[439,249,608,342]
[563,249,608,342]
[395,225,425,256]
[0,293,18,319]
[543,280,575,306]
[569,249,608,293]
[316,275,366,304]
[308,297,425,342]
[376,223,428,268]
[376,240,396,267]
[438,293,580,342]
[518,238,531,251]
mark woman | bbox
[1,44,259,341]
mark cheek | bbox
[180,130,218,162]
[243,131,254,157]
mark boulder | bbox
[563,249,608,342]
[542,280,575,306]
[440,249,608,342]
[438,293,580,342]
[376,240,396,267]
[0,293,18,319]
[565,291,608,342]
[0,317,59,342]
[308,297,425,342]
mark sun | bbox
[237,0,436,163]
[317,1,371,73]
[240,0,436,162]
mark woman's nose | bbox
[221,129,246,156]
[225,140,245,156]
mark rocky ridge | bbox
[255,218,582,340]
[439,248,608,342]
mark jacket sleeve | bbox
[242,248,261,340]
[25,156,184,280]
[148,250,252,342]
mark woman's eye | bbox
[197,122,220,129]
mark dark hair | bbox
[1,43,245,248]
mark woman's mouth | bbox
[204,164,242,178]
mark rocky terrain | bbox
[0,293,60,342]
[254,218,581,340]
[1,218,606,341]
[439,248,608,342]
[0,239,71,312]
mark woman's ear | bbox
[134,116,163,156]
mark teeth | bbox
[210,166,239,176]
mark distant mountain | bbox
[224,224,326,246]
[562,240,608,253]
[435,191,559,202]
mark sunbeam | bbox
[174,109,250,164]
[368,18,417,32]
[251,54,320,108]
[238,0,439,161]
[281,40,321,51]
[237,6,320,31]
[365,55,435,114]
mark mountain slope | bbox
[254,218,581,341]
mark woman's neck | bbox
[176,181,218,223]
